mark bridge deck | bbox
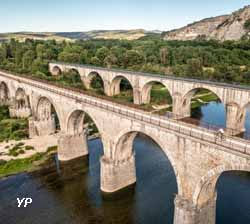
[0,69,249,157]
[52,61,250,91]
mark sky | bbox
[0,0,250,33]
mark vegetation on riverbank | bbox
[191,90,219,109]
[0,106,28,142]
[0,146,57,178]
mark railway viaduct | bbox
[0,68,250,224]
[49,62,250,135]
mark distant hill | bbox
[0,29,159,42]
[162,5,250,41]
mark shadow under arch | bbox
[65,109,102,138]
[110,75,133,94]
[87,71,104,91]
[51,65,62,75]
[15,87,29,108]
[0,81,10,101]
[67,68,79,74]
[36,96,61,131]
[113,128,181,195]
[141,80,173,108]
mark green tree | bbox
[96,47,109,63]
[187,58,203,77]
[90,56,101,66]
[124,50,144,67]
[22,50,36,70]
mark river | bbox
[0,102,250,224]
[191,101,250,139]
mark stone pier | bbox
[29,116,56,137]
[172,94,189,119]
[9,106,31,118]
[100,154,136,193]
[58,132,88,161]
[174,195,216,224]
[133,88,142,105]
[226,104,245,135]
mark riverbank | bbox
[0,133,100,178]
[0,149,57,178]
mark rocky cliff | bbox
[163,6,250,41]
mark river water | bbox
[191,101,250,138]
[0,102,250,224]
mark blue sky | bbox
[1,0,249,33]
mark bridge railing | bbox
[0,70,250,156]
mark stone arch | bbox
[36,96,61,129]
[193,164,250,207]
[65,109,102,137]
[51,65,62,76]
[182,87,222,108]
[0,81,10,102]
[67,68,79,74]
[141,80,172,105]
[86,71,104,90]
[66,110,85,135]
[180,87,224,119]
[15,88,29,109]
[110,75,133,96]
[113,128,182,196]
[58,108,104,161]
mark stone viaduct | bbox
[49,62,250,135]
[0,68,250,224]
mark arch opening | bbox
[51,66,62,76]
[0,82,10,103]
[36,97,61,132]
[141,81,172,113]
[88,72,104,94]
[111,76,133,103]
[180,88,226,130]
[194,166,250,224]
[58,68,84,89]
[114,131,178,223]
[61,109,103,161]
[15,88,29,109]
[67,109,100,137]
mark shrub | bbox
[8,150,19,157]
[25,145,34,151]
[16,142,25,147]
[47,146,58,153]
[18,149,25,154]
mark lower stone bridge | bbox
[0,70,250,224]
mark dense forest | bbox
[0,36,250,85]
